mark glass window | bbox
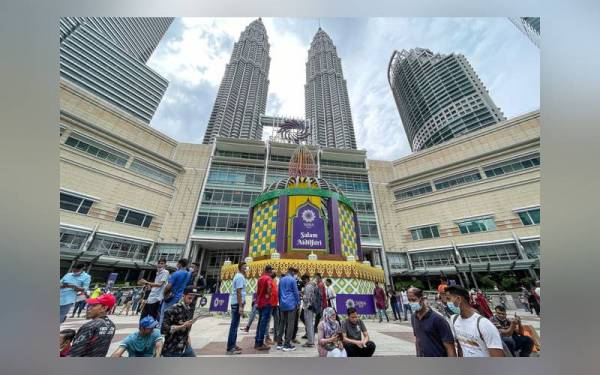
[63,134,128,167]
[518,208,540,226]
[89,234,152,260]
[216,150,265,160]
[434,170,481,191]
[60,192,94,215]
[484,153,540,178]
[457,217,496,234]
[115,208,154,228]
[320,159,365,168]
[129,158,176,185]
[60,228,90,251]
[207,164,264,187]
[195,212,248,233]
[394,183,433,201]
[359,221,379,239]
[410,225,440,240]
[321,172,370,193]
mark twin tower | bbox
[202,18,357,150]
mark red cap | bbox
[86,293,116,309]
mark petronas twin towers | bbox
[203,19,357,149]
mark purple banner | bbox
[209,293,230,312]
[336,294,376,315]
[106,272,118,291]
[291,202,327,251]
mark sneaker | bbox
[235,345,242,351]
[302,343,314,348]
[254,344,270,351]
[226,349,242,355]
[282,344,296,352]
[264,338,273,345]
[276,343,283,350]
[292,338,301,344]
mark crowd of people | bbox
[59,260,539,358]
[225,263,377,357]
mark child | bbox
[59,329,76,357]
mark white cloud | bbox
[262,18,308,118]
[148,17,539,161]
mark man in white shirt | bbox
[446,285,505,357]
[400,289,411,321]
[325,278,336,310]
[138,258,169,321]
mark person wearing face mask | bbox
[226,262,248,355]
[60,263,91,324]
[408,287,456,357]
[138,258,169,321]
[435,288,460,320]
[446,285,505,357]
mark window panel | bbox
[64,134,129,167]
[457,217,496,234]
[483,153,540,179]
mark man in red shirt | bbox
[314,273,327,334]
[254,265,273,350]
[264,272,279,345]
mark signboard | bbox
[106,272,118,290]
[291,202,327,251]
[336,294,376,315]
[209,293,230,312]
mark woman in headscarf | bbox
[317,307,347,357]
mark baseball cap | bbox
[139,316,159,329]
[86,293,116,309]
[183,286,198,295]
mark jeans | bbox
[390,300,400,320]
[344,341,376,357]
[60,303,73,324]
[245,305,258,329]
[314,311,322,334]
[303,308,316,345]
[403,303,412,320]
[71,301,86,317]
[227,304,241,351]
[292,307,300,339]
[159,298,178,327]
[503,335,534,357]
[270,306,280,339]
[162,347,196,357]
[276,309,296,345]
[377,308,389,322]
[255,304,272,346]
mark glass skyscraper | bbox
[202,18,271,144]
[510,17,540,48]
[59,17,174,123]
[388,48,505,152]
[305,28,357,149]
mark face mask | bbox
[447,302,460,314]
[409,302,422,313]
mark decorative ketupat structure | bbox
[220,143,384,299]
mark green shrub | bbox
[478,275,496,291]
[500,276,519,291]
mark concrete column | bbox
[528,267,539,281]
[470,271,479,289]
[512,231,528,259]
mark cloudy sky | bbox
[146,18,539,161]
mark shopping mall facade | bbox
[59,79,540,289]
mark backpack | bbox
[310,284,323,313]
[452,314,513,357]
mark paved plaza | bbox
[60,307,540,357]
